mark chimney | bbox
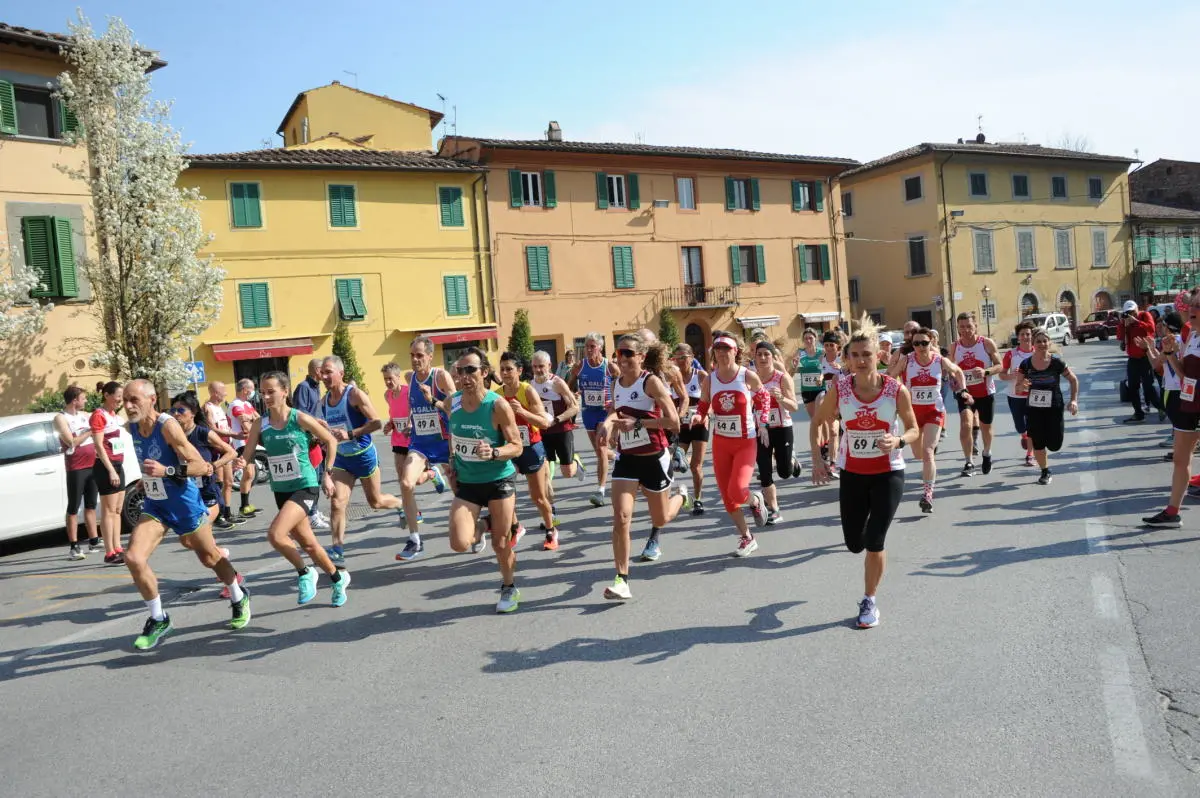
[547,121,562,142]
[332,79,341,85]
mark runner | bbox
[669,343,709,519]
[1000,321,1038,467]
[443,347,525,612]
[693,330,770,557]
[495,352,558,549]
[530,350,584,488]
[396,336,453,561]
[203,382,244,526]
[381,362,420,526]
[228,379,260,519]
[317,354,404,563]
[1016,329,1079,485]
[55,386,99,560]
[120,379,250,650]
[570,331,620,507]
[753,340,800,523]
[1120,300,1166,424]
[889,327,970,512]
[810,316,919,629]
[1145,314,1187,463]
[951,311,1003,476]
[169,391,238,532]
[239,371,350,607]
[291,357,331,530]
[90,381,127,564]
[819,330,845,475]
[795,329,826,423]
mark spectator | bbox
[556,349,577,380]
[1121,300,1165,424]
[292,357,323,415]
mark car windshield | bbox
[1024,315,1048,326]
[1084,312,1107,322]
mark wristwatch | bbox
[633,419,644,432]
[165,466,176,477]
[490,448,499,461]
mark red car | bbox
[1075,310,1120,342]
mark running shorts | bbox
[200,479,220,508]
[513,442,546,476]
[93,460,125,497]
[611,450,672,493]
[955,393,995,425]
[391,445,409,457]
[1167,391,1200,432]
[332,445,380,479]
[274,486,319,513]
[838,468,904,553]
[66,467,98,513]
[141,500,208,537]
[455,476,517,507]
[677,423,710,445]
[913,405,946,429]
[541,430,574,464]
[581,407,608,433]
[800,389,824,406]
[1025,406,1065,452]
[408,435,450,466]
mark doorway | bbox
[1058,290,1077,326]
[1093,290,1113,311]
[685,322,707,357]
[233,357,289,391]
[533,338,559,368]
[910,309,934,329]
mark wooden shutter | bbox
[232,183,262,228]
[797,245,809,283]
[754,244,766,284]
[612,246,635,288]
[791,180,804,211]
[627,174,640,210]
[444,275,469,316]
[439,186,464,227]
[508,170,523,207]
[0,80,16,135]
[595,173,609,209]
[729,245,742,285]
[750,178,761,211]
[543,171,557,208]
[53,217,78,297]
[336,278,365,320]
[239,282,271,328]
[58,100,79,135]
[329,185,357,227]
[819,245,831,280]
[526,247,551,291]
[725,177,736,210]
[813,181,824,212]
[22,216,57,297]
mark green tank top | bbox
[796,350,824,392]
[448,391,516,484]
[260,409,318,492]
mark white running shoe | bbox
[734,535,758,557]
[310,510,331,530]
[749,491,766,527]
[589,488,607,507]
[603,576,632,600]
[673,483,692,511]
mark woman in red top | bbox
[90,381,127,563]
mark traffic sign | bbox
[933,295,944,309]
[184,360,206,384]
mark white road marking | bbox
[1091,572,1119,620]
[1098,646,1155,780]
[1091,380,1117,392]
[1086,519,1109,554]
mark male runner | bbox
[951,311,1003,476]
[570,331,620,507]
[396,335,454,561]
[229,378,260,518]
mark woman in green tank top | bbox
[444,347,525,614]
[240,372,351,608]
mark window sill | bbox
[973,270,997,275]
[1054,266,1075,270]
[0,133,74,146]
[1016,268,1038,273]
[517,205,547,212]
[906,272,932,279]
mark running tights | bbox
[1007,395,1028,435]
[757,426,795,487]
[712,436,757,513]
[838,469,904,553]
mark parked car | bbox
[0,413,143,543]
[1074,309,1120,342]
[1009,312,1073,348]
[880,330,906,348]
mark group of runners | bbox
[53,306,1110,648]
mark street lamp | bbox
[981,284,992,337]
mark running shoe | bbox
[229,588,251,630]
[1164,452,1174,462]
[1037,469,1052,486]
[219,572,246,600]
[496,585,520,614]
[1121,415,1146,424]
[429,467,447,494]
[749,491,766,527]
[297,568,318,605]
[981,454,993,475]
[310,510,331,530]
[472,517,489,554]
[829,466,840,480]
[1159,437,1175,449]
[133,615,173,650]
[573,454,587,481]
[239,505,259,518]
[765,508,782,526]
[1159,409,1168,423]
[640,537,661,561]
[395,539,423,561]
[508,522,526,550]
[692,499,705,516]
[1188,484,1200,499]
[960,461,976,478]
[734,535,758,557]
[1142,510,1182,528]
[87,538,103,553]
[1024,452,1035,467]
[213,515,234,531]
[229,513,248,526]
[330,570,350,607]
[669,446,684,474]
[857,597,879,629]
[791,457,803,479]
[325,545,345,565]
[542,529,559,551]
[103,551,125,565]
[674,483,692,511]
[589,489,607,507]
[603,575,632,600]
[68,545,85,561]
[919,496,933,513]
[1020,435,1031,452]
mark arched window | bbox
[1020,293,1039,316]
[1058,290,1077,326]
[1093,290,1113,311]
[685,323,706,356]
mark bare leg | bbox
[398,452,433,536]
[958,410,974,460]
[360,469,402,510]
[610,481,637,574]
[588,430,609,490]
[100,493,123,555]
[527,463,555,528]
[328,470,355,548]
[865,551,886,596]
[690,441,706,498]
[124,517,167,600]
[1169,430,1199,509]
[488,495,518,584]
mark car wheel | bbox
[1099,331,1109,341]
[121,481,145,534]
[1062,332,1072,346]
[254,453,270,485]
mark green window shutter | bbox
[612,246,635,289]
[725,177,736,211]
[814,181,824,212]
[595,172,609,209]
[819,244,832,280]
[543,171,557,208]
[729,245,742,285]
[52,217,78,297]
[508,170,523,207]
[537,246,551,289]
[329,185,357,227]
[791,180,803,211]
[526,246,552,291]
[797,245,809,283]
[444,276,470,316]
[0,80,16,135]
[335,278,365,320]
[22,216,57,297]
[58,100,79,136]
[627,174,640,210]
[239,282,271,328]
[455,276,470,315]
[231,183,262,228]
[439,186,464,227]
[341,185,357,227]
[1134,236,1149,262]
[754,244,766,284]
[750,178,761,211]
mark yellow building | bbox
[0,23,165,413]
[182,82,496,390]
[438,128,856,363]
[840,139,1136,341]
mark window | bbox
[907,236,927,276]
[725,177,760,211]
[1051,175,1068,200]
[981,300,997,321]
[443,275,470,316]
[791,180,824,212]
[797,244,830,283]
[0,422,57,466]
[335,278,366,321]
[238,282,272,329]
[611,245,635,289]
[1054,229,1074,269]
[0,80,77,139]
[596,172,639,210]
[230,182,263,228]
[328,184,357,228]
[841,191,853,218]
[911,310,934,329]
[522,172,542,206]
[21,216,78,298]
[1012,174,1030,199]
[676,177,696,210]
[972,229,995,273]
[573,337,587,358]
[1091,228,1108,268]
[1088,177,1103,200]
[508,170,557,208]
[1182,228,1196,261]
[681,246,703,286]
[524,245,552,291]
[866,310,884,325]
[904,175,923,202]
[730,244,766,284]
[848,278,860,303]
[1016,227,1036,271]
[968,172,989,198]
[438,186,464,227]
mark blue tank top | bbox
[320,385,373,456]
[130,414,205,511]
[185,423,216,493]
[578,359,610,410]
[408,369,450,442]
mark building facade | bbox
[841,139,1135,341]
[1128,160,1200,303]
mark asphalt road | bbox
[1,340,1198,797]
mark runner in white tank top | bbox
[667,343,709,523]
[951,312,1003,477]
[999,321,1038,466]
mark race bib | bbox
[1183,378,1197,403]
[1028,389,1053,408]
[911,386,939,405]
[191,476,204,487]
[143,477,167,500]
[451,435,485,462]
[619,425,651,450]
[109,436,127,455]
[542,398,556,417]
[767,408,783,427]
[713,415,744,438]
[963,370,984,386]
[583,389,605,407]
[412,411,440,437]
[680,409,695,426]
[519,425,531,446]
[268,452,301,482]
[391,417,411,435]
[800,373,822,389]
[846,429,887,458]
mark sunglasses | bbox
[169,406,188,415]
[912,340,931,347]
[455,365,482,375]
[617,348,638,358]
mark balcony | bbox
[660,285,740,310]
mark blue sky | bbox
[13,0,1200,164]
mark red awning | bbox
[422,328,499,345]
[210,337,314,362]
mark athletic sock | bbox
[547,461,557,480]
[330,570,341,583]
[226,577,245,603]
[982,450,992,457]
[146,595,165,621]
[617,573,628,582]
[88,536,100,546]
[648,526,660,542]
[297,566,309,576]
[1166,505,1180,516]
[240,492,250,509]
[408,532,421,546]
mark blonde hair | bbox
[847,313,884,352]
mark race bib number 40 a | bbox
[412,411,440,437]
[268,452,301,481]
[846,429,887,458]
[143,477,167,501]
[1183,378,1197,403]
[619,425,651,450]
[451,435,485,462]
[911,386,939,405]
[713,416,744,438]
[583,389,605,407]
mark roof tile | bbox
[841,142,1136,178]
[1130,201,1200,221]
[0,21,167,69]
[453,137,858,167]
[186,148,482,172]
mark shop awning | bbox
[210,337,315,362]
[801,311,842,322]
[735,315,781,329]
[419,327,499,345]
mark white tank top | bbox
[761,370,793,428]
[64,410,94,453]
[533,375,562,412]
[954,338,996,397]
[612,371,667,454]
[835,374,905,475]
[1163,335,1183,392]
[904,353,945,411]
[669,368,703,400]
[1006,347,1035,397]
[710,366,757,440]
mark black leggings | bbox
[838,469,904,553]
[66,467,98,513]
[756,426,795,487]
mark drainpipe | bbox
[468,172,497,336]
[937,153,957,341]
[827,175,845,329]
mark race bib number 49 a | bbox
[713,416,744,438]
[412,411,440,437]
[846,429,886,458]
[268,453,301,481]
[911,386,938,405]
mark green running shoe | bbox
[331,569,351,607]
[229,588,251,630]
[297,568,317,605]
[496,585,520,614]
[133,615,173,650]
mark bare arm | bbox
[53,415,75,450]
[156,417,212,477]
[1063,366,1080,409]
[777,370,798,412]
[206,429,238,470]
[808,387,840,456]
[886,353,907,379]
[552,377,579,422]
[646,374,680,434]
[983,338,1004,377]
[348,388,384,436]
[480,398,523,461]
[297,411,339,493]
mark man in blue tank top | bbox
[120,380,251,651]
[318,355,404,564]
[569,331,619,508]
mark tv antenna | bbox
[342,70,358,88]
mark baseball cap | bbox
[1121,300,1138,314]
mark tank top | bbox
[670,368,704,422]
[261,409,319,491]
[496,382,543,447]
[578,358,611,411]
[612,371,668,455]
[184,423,216,494]
[1180,332,1200,412]
[89,407,126,464]
[229,398,254,446]
[62,410,96,471]
[385,387,412,447]
[759,369,793,428]
[533,375,574,434]
[820,355,842,386]
[835,374,905,475]
[1162,335,1183,392]
[320,385,373,456]
[409,369,450,442]
[711,366,757,440]
[205,401,230,438]
[130,414,205,511]
[796,350,824,392]
[1004,347,1035,397]
[904,353,946,412]
[448,391,516,483]
[953,338,996,398]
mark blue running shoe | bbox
[430,467,447,495]
[857,597,880,629]
[331,570,350,607]
[297,568,318,605]
[325,545,345,565]
[395,539,423,562]
[640,538,661,562]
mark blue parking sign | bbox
[184,360,206,384]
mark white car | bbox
[0,413,144,543]
[1009,313,1073,348]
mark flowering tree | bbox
[0,247,50,340]
[56,14,222,384]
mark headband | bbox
[713,335,738,349]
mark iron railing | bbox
[660,285,739,310]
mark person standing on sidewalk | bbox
[1121,300,1165,424]
[55,386,99,560]
[292,357,331,530]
